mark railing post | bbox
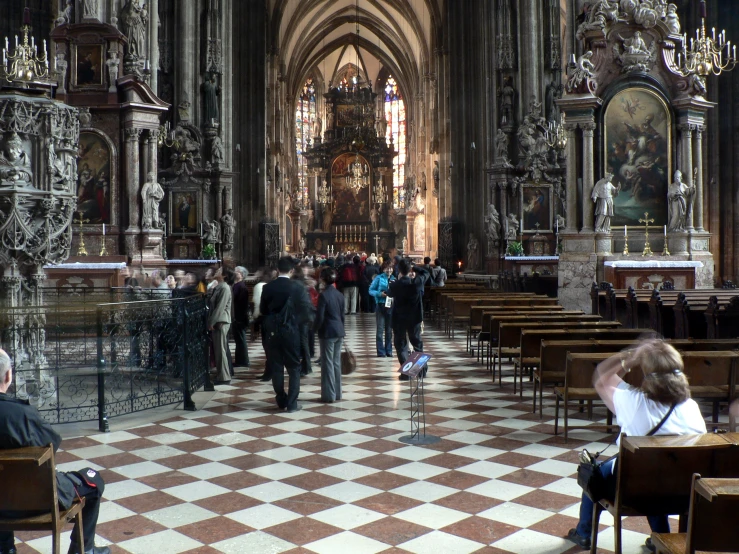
[96,306,109,432]
[182,300,196,411]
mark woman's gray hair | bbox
[235,266,248,279]
[0,349,11,382]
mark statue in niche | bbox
[106,51,120,92]
[83,0,98,19]
[566,51,597,94]
[274,162,281,188]
[118,0,148,59]
[299,230,306,252]
[0,132,33,185]
[432,160,440,197]
[556,213,566,231]
[592,173,620,233]
[55,52,69,93]
[376,117,388,140]
[505,213,519,241]
[140,172,164,229]
[466,234,479,271]
[322,201,334,233]
[665,4,680,34]
[667,170,695,232]
[498,76,515,126]
[211,135,224,164]
[495,129,511,166]
[484,203,501,252]
[202,73,220,125]
[220,209,235,249]
[312,117,322,138]
[326,110,334,131]
[370,205,380,232]
[55,0,73,26]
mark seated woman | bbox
[566,339,707,551]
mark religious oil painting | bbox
[336,104,360,127]
[170,191,200,235]
[605,88,671,226]
[74,44,104,87]
[520,184,552,233]
[76,132,111,224]
[331,152,371,223]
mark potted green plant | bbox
[201,244,217,260]
[506,240,524,256]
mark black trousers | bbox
[266,344,301,410]
[393,321,424,365]
[232,320,250,366]
[299,326,312,374]
[0,473,104,553]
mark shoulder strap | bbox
[647,402,678,436]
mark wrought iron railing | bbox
[0,292,211,431]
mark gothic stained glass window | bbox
[384,76,406,208]
[295,78,316,205]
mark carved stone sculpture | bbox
[202,73,220,124]
[665,4,680,34]
[376,117,388,140]
[118,0,148,59]
[106,51,120,93]
[55,52,69,93]
[55,0,73,26]
[614,31,656,73]
[576,0,619,39]
[556,214,566,231]
[322,201,334,233]
[466,234,479,271]
[220,209,235,250]
[495,129,512,167]
[0,132,33,185]
[566,51,597,94]
[312,117,322,138]
[484,203,501,254]
[83,0,98,19]
[326,110,335,131]
[211,135,224,164]
[432,160,440,197]
[592,173,619,233]
[498,76,515,126]
[667,170,694,232]
[505,213,519,241]
[141,172,164,229]
[370,205,380,231]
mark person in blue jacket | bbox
[369,260,395,357]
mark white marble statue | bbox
[667,170,694,232]
[141,172,164,229]
[220,209,235,248]
[370,205,380,232]
[106,51,120,92]
[592,173,620,233]
[312,117,322,138]
[665,4,680,34]
[484,203,501,245]
[505,212,519,241]
[119,0,148,59]
[495,129,510,164]
[0,132,33,184]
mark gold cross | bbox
[534,222,541,234]
[638,212,654,256]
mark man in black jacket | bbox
[260,257,315,412]
[384,259,429,380]
[0,349,110,554]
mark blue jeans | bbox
[375,306,392,356]
[575,457,670,539]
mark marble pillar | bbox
[694,126,704,232]
[564,123,578,232]
[498,182,508,228]
[581,123,595,232]
[147,130,158,177]
[125,128,142,231]
[177,0,196,121]
[148,0,158,93]
[678,123,694,231]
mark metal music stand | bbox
[398,352,441,445]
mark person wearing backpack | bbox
[260,257,315,412]
[340,256,360,315]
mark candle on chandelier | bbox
[2,49,6,65]
[624,225,627,238]
[102,223,105,236]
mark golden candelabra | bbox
[74,212,90,256]
[1,8,49,83]
[662,229,671,256]
[676,1,737,77]
[638,212,654,256]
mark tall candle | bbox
[664,225,667,236]
[624,225,627,238]
[102,223,105,236]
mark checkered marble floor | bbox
[14,314,671,554]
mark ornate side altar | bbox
[556,1,717,311]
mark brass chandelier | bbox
[2,8,49,83]
[676,0,736,77]
[346,153,369,193]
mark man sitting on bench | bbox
[0,349,110,554]
[565,340,706,551]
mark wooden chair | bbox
[652,474,739,554]
[591,433,739,554]
[679,351,738,426]
[0,445,85,554]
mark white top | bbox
[252,281,265,318]
[604,260,703,268]
[504,256,559,261]
[44,262,127,270]
[613,382,706,447]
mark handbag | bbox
[341,346,356,375]
[576,402,677,502]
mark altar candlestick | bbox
[664,225,667,237]
[102,223,105,236]
[624,225,627,238]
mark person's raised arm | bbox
[593,351,632,413]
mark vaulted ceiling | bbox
[269,0,441,102]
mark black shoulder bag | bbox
[576,402,677,502]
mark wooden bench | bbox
[680,351,739,426]
[652,474,739,554]
[445,294,551,337]
[591,433,739,554]
[0,445,85,554]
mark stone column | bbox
[564,123,578,232]
[125,128,142,231]
[148,0,159,93]
[678,123,694,231]
[215,185,224,220]
[694,125,705,232]
[147,130,158,176]
[177,0,196,120]
[581,123,596,232]
[498,182,508,226]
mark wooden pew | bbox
[495,321,621,389]
[592,433,739,554]
[445,293,552,337]
[652,474,739,554]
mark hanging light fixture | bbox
[2,8,50,83]
[346,152,369,193]
[676,0,736,77]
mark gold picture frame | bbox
[72,44,105,88]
